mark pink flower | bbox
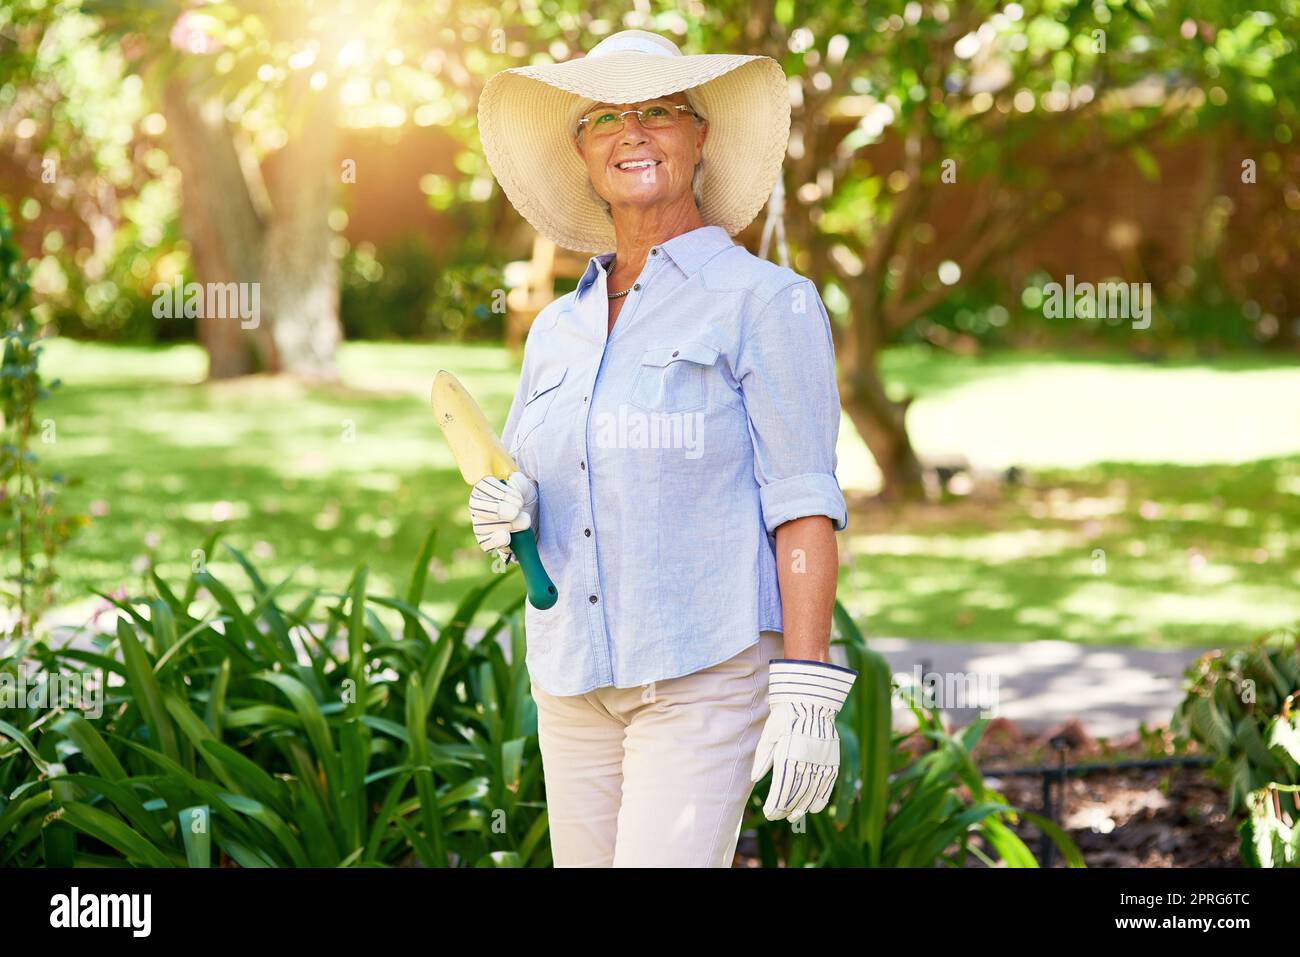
[169,10,220,55]
[90,585,130,629]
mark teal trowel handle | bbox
[509,528,557,609]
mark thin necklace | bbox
[606,255,632,299]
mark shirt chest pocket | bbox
[629,340,720,414]
[510,365,567,456]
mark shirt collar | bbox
[574,224,735,302]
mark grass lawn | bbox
[30,338,1300,648]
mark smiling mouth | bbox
[615,160,661,171]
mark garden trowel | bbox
[430,370,557,610]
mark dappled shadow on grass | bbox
[840,456,1300,648]
[39,377,524,620]
[33,346,1300,650]
[841,552,1291,649]
[52,454,523,622]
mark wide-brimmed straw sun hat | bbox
[477,29,790,254]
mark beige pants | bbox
[530,630,784,867]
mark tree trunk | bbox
[788,192,929,501]
[260,80,343,381]
[838,312,928,502]
[777,80,930,502]
[163,71,344,380]
[162,80,275,378]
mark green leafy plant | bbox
[1171,625,1300,867]
[748,601,1084,868]
[3,534,1094,868]
[0,527,549,867]
[340,237,507,343]
[0,200,89,639]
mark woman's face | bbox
[574,92,707,216]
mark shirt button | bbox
[580,460,585,470]
[651,248,658,256]
[672,350,679,357]
[632,283,640,291]
[589,594,598,604]
[584,528,591,536]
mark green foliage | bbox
[0,5,180,341]
[748,603,1084,867]
[1240,783,1300,867]
[0,527,550,867]
[0,201,89,638]
[1008,266,1269,354]
[1,522,1086,867]
[340,238,506,342]
[1171,624,1300,866]
[42,210,189,344]
[9,0,1299,347]
[901,280,1015,348]
[341,239,435,341]
[431,259,509,342]
[748,0,1300,349]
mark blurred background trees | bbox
[747,0,1300,494]
[2,0,1297,494]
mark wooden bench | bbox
[504,234,590,351]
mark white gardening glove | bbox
[750,656,858,822]
[467,471,538,565]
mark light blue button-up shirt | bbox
[500,223,848,696]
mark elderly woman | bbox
[470,29,856,867]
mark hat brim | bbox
[478,52,790,254]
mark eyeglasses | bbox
[576,99,700,138]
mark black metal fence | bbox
[977,749,1215,866]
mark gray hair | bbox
[572,90,707,219]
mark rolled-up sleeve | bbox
[736,278,848,536]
